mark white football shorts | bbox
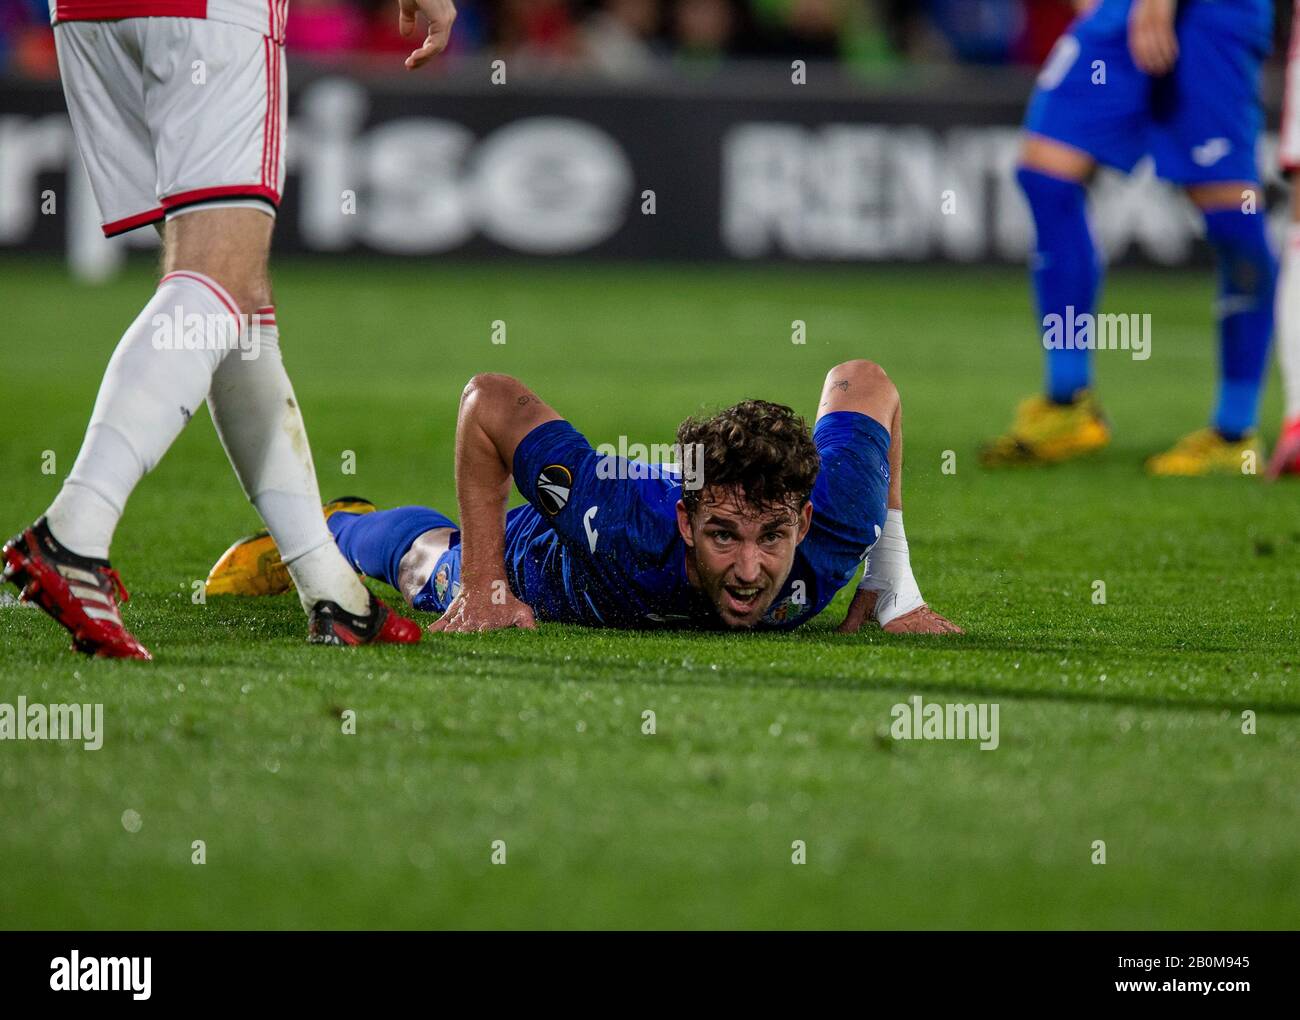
[53,17,286,236]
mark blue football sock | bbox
[328,507,458,591]
[1203,206,1277,440]
[1017,167,1102,404]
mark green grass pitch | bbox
[0,255,1296,929]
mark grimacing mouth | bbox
[723,583,764,606]
[713,577,782,626]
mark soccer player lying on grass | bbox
[206,360,960,634]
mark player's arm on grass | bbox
[398,0,457,69]
[821,361,961,636]
[1128,0,1178,75]
[430,374,560,633]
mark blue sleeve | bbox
[801,411,892,596]
[512,420,592,546]
[511,419,672,557]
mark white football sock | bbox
[1277,225,1300,420]
[857,508,925,627]
[45,271,239,559]
[205,308,370,617]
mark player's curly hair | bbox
[676,399,820,515]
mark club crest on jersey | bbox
[764,595,806,625]
[434,563,451,601]
[537,464,573,515]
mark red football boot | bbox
[307,590,421,646]
[2,518,151,660]
[1266,416,1300,480]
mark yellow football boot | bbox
[205,497,376,596]
[979,392,1111,467]
[1145,428,1262,477]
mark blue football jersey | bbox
[414,412,892,630]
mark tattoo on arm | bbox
[516,394,543,408]
[821,379,849,407]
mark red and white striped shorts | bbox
[53,17,286,237]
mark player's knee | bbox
[1016,135,1093,185]
[170,269,269,316]
[1187,182,1258,213]
[1016,164,1087,221]
[161,257,268,313]
[1202,203,1277,302]
[224,275,271,315]
[162,209,273,313]
[829,359,895,400]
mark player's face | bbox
[678,489,813,629]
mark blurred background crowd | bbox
[4,1,1295,82]
[0,0,1117,81]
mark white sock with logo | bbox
[857,508,924,626]
[1277,225,1300,420]
[205,309,369,618]
[45,272,238,559]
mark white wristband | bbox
[857,509,925,626]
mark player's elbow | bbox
[828,359,894,397]
[462,372,524,414]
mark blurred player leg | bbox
[1020,140,1099,406]
[1270,185,1300,477]
[1196,185,1275,445]
[980,8,1141,467]
[980,136,1111,466]
[1269,13,1300,479]
[1146,183,1274,476]
[1142,0,1275,477]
